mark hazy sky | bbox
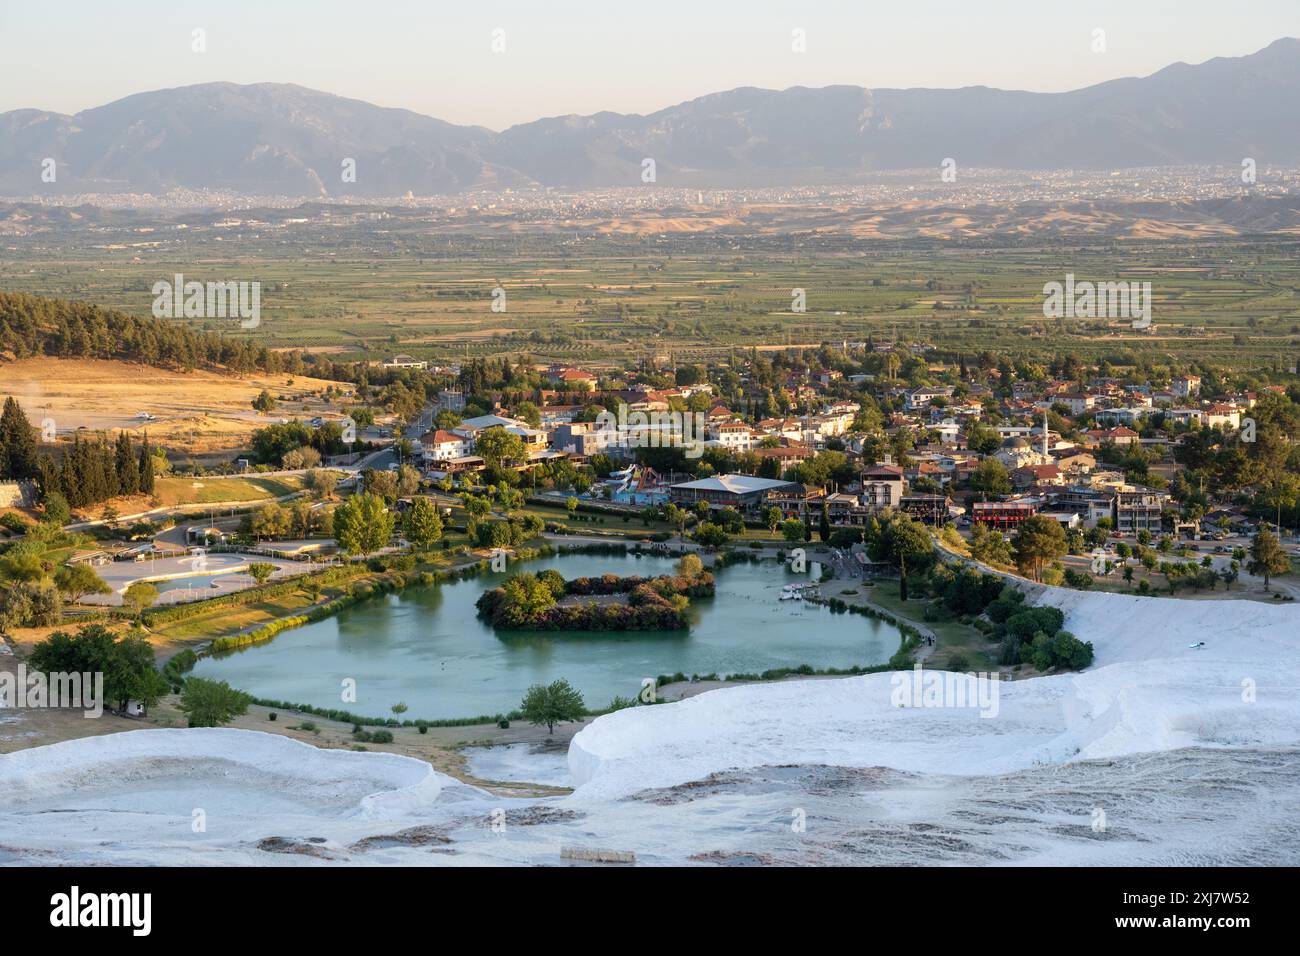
[3,0,1297,129]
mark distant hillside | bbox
[3,39,1300,194]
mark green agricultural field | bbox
[4,237,1299,370]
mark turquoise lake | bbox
[190,552,901,720]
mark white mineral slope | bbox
[1,728,444,819]
[568,590,1300,800]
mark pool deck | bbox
[81,552,305,606]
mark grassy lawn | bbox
[864,584,997,670]
[149,582,341,644]
[151,475,306,507]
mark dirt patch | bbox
[350,825,453,852]
[254,836,339,859]
[478,805,582,828]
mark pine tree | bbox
[98,438,119,500]
[1247,528,1290,593]
[36,452,60,500]
[115,432,140,496]
[138,434,156,495]
[0,396,38,479]
[60,440,83,507]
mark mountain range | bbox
[3,38,1299,196]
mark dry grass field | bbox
[2,357,350,460]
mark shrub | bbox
[0,513,30,533]
[985,586,1026,624]
[1004,606,1065,644]
[1063,568,1094,590]
[1027,629,1094,671]
[179,678,252,728]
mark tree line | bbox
[2,395,157,511]
[35,431,158,510]
[0,292,306,376]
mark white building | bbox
[421,429,471,461]
[710,421,758,451]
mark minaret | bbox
[1042,407,1049,461]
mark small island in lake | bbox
[476,555,715,631]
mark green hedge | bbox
[142,564,361,626]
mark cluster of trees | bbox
[35,431,158,511]
[402,497,445,550]
[332,492,395,557]
[1172,394,1300,513]
[926,565,1007,617]
[864,510,936,600]
[968,523,1015,567]
[531,456,594,495]
[472,513,545,549]
[2,397,158,513]
[330,490,453,557]
[28,624,169,712]
[968,458,1011,499]
[646,502,746,548]
[477,558,712,632]
[251,420,351,466]
[0,292,307,376]
[689,504,745,548]
[456,356,537,397]
[361,464,421,501]
[0,573,63,630]
[781,517,812,543]
[985,593,1094,671]
[304,468,338,499]
[1009,515,1068,582]
[1,521,113,628]
[473,428,529,485]
[242,499,330,540]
